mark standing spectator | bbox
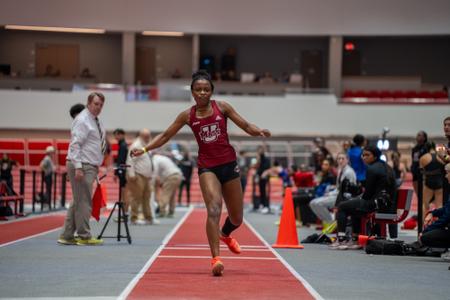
[153,154,183,218]
[58,92,107,246]
[177,150,194,206]
[237,150,250,194]
[436,117,450,206]
[411,130,428,197]
[348,134,367,186]
[127,129,154,225]
[113,128,129,218]
[40,146,56,203]
[0,153,17,194]
[256,146,271,213]
[311,137,333,173]
[420,142,445,224]
[69,103,85,119]
[389,151,407,187]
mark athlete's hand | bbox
[131,148,144,157]
[260,129,271,138]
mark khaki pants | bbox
[61,161,98,240]
[128,173,152,222]
[158,174,182,215]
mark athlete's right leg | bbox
[199,172,223,258]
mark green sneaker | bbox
[76,238,104,246]
[57,238,78,245]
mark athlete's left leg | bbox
[220,177,244,254]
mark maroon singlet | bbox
[188,100,237,168]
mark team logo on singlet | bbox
[199,122,221,143]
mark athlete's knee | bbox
[229,215,243,227]
[207,204,221,220]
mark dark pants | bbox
[178,179,191,205]
[44,174,53,203]
[240,176,247,194]
[337,197,376,235]
[259,178,269,208]
[421,228,450,248]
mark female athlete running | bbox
[131,70,271,276]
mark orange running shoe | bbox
[211,256,224,276]
[220,234,241,254]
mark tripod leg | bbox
[98,202,118,239]
[119,204,132,244]
[117,201,122,242]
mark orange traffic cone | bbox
[272,187,304,249]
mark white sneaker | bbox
[260,207,270,214]
[441,252,450,262]
[152,219,161,225]
[131,219,146,225]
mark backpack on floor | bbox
[365,239,405,255]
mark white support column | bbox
[328,36,343,98]
[192,34,200,73]
[122,32,136,85]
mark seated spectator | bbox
[80,68,95,78]
[331,145,396,250]
[297,159,336,226]
[291,164,315,225]
[262,161,292,189]
[0,153,18,194]
[420,163,450,251]
[291,164,315,188]
[171,68,182,79]
[420,142,445,225]
[289,71,303,85]
[258,72,275,84]
[310,153,356,228]
[40,146,56,203]
[43,64,60,77]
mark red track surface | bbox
[0,214,65,246]
[127,209,316,300]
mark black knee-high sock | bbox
[221,217,240,237]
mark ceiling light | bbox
[142,31,184,37]
[5,25,105,34]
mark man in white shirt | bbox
[127,129,154,224]
[153,154,182,218]
[58,92,106,246]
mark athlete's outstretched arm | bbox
[219,101,271,137]
[131,110,188,157]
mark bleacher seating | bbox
[342,89,449,104]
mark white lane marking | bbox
[170,243,267,249]
[159,255,278,260]
[0,210,65,225]
[117,206,194,300]
[244,219,324,300]
[0,227,61,248]
[164,246,271,252]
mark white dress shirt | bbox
[127,138,153,178]
[152,154,182,181]
[67,109,105,168]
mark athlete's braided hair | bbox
[191,70,214,92]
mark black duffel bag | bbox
[365,239,406,255]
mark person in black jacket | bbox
[411,130,428,197]
[113,128,129,214]
[178,150,194,206]
[255,146,271,213]
[331,145,396,250]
